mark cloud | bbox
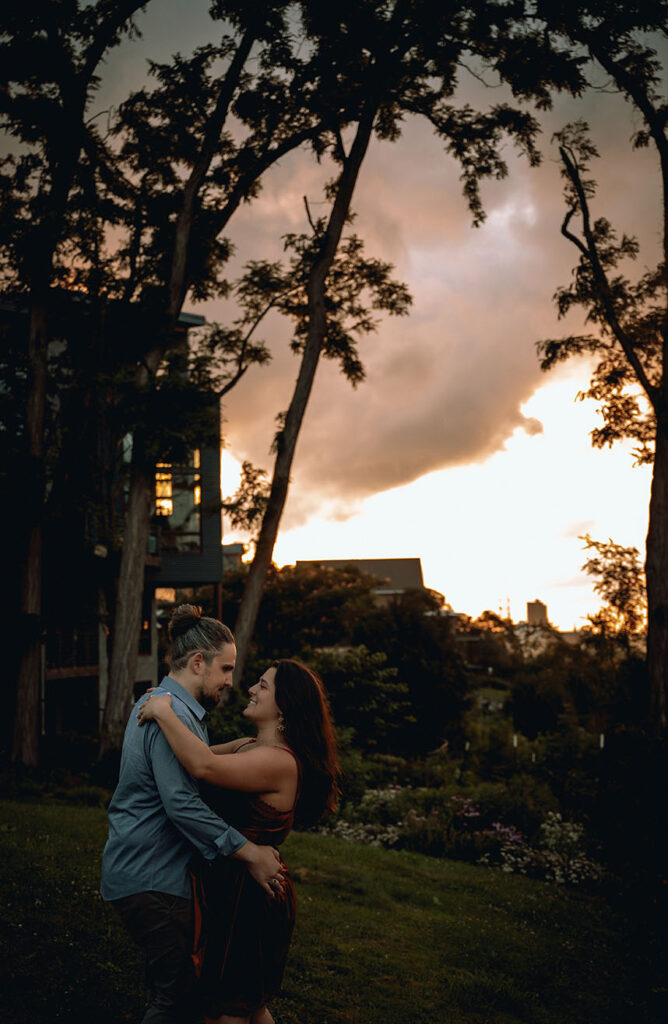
[96,13,665,531]
[215,72,664,531]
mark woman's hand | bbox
[137,693,172,725]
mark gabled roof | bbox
[295,557,425,592]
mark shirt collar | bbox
[159,676,207,722]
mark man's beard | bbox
[200,693,220,712]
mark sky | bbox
[101,4,662,629]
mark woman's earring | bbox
[277,713,286,734]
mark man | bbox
[101,605,282,1023]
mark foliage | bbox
[532,79,668,730]
[243,224,413,391]
[580,533,647,637]
[307,645,410,753]
[478,812,604,886]
[218,563,469,755]
[507,634,649,738]
[222,460,271,539]
[223,562,378,654]
[346,589,469,754]
[323,783,602,886]
[204,685,254,747]
[457,610,524,677]
[536,119,662,463]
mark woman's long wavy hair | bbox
[272,659,340,827]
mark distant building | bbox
[295,557,427,605]
[527,599,549,626]
[223,543,245,573]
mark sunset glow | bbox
[222,360,652,631]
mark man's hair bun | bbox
[166,604,234,671]
[168,604,202,642]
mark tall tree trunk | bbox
[232,107,379,684]
[98,29,258,754]
[585,28,668,737]
[12,301,48,766]
[99,457,153,755]
[646,418,668,735]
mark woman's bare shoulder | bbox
[238,742,298,773]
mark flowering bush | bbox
[535,811,604,885]
[319,786,603,887]
[477,821,537,876]
[477,812,603,885]
[320,818,402,847]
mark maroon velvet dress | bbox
[191,743,299,1019]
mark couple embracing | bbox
[100,604,340,1024]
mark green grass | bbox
[0,798,662,1023]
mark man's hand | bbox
[233,841,284,897]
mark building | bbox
[295,557,427,605]
[222,543,245,574]
[527,599,549,627]
[22,307,227,739]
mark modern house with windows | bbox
[30,309,228,740]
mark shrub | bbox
[320,783,604,887]
[478,812,604,886]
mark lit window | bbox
[155,463,173,516]
[155,450,203,552]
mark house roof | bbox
[295,557,425,592]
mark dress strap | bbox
[233,738,257,753]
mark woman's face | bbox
[244,666,280,725]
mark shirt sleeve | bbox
[145,715,247,860]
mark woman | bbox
[137,658,340,1024]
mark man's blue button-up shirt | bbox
[100,676,246,901]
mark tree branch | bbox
[167,23,257,321]
[303,195,317,233]
[560,143,659,408]
[82,1,151,86]
[217,281,302,398]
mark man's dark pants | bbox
[113,891,195,1024]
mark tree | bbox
[537,114,666,731]
[2,0,352,759]
[580,534,647,640]
[306,645,409,754]
[530,5,668,734]
[0,0,151,764]
[457,610,525,677]
[231,212,413,680]
[346,589,469,754]
[231,0,583,682]
[97,1,342,754]
[215,561,378,659]
[210,562,462,753]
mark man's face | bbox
[199,642,237,709]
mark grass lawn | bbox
[0,797,662,1023]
